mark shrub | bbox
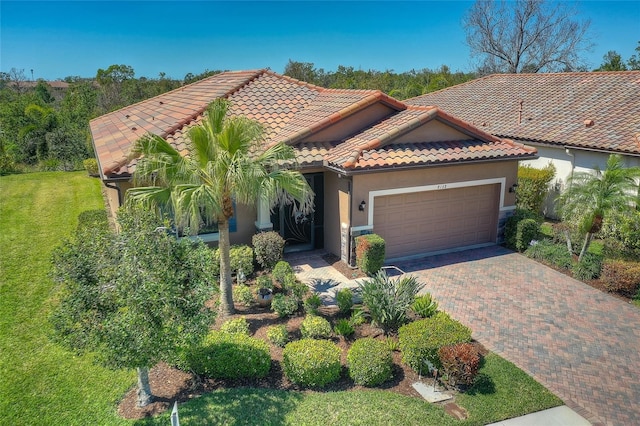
[336,288,354,314]
[603,238,640,262]
[272,261,294,284]
[516,163,555,213]
[271,294,299,317]
[411,294,438,318]
[385,337,400,352]
[516,218,539,252]
[266,325,289,347]
[359,271,424,332]
[601,260,640,296]
[504,209,541,250]
[347,338,393,387]
[350,307,367,326]
[333,318,355,338]
[76,209,109,231]
[300,315,332,339]
[289,280,309,301]
[524,239,573,270]
[303,293,322,315]
[229,245,254,277]
[600,210,640,252]
[252,231,285,270]
[256,274,274,291]
[232,285,254,307]
[571,252,603,281]
[355,234,386,275]
[399,312,472,372]
[186,331,271,379]
[83,158,99,175]
[438,343,481,387]
[282,339,341,387]
[220,316,250,335]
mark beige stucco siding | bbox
[395,119,469,144]
[308,103,395,142]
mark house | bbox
[405,71,640,215]
[90,70,536,264]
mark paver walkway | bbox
[393,246,640,426]
[287,246,640,426]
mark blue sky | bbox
[1,1,639,81]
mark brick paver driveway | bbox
[394,246,640,426]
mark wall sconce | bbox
[359,200,366,211]
[509,183,519,193]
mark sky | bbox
[1,1,639,81]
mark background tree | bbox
[595,51,628,71]
[51,207,216,407]
[464,0,591,73]
[127,99,313,318]
[556,154,640,261]
[628,41,640,70]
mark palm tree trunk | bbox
[578,232,593,262]
[136,367,153,407]
[218,219,235,318]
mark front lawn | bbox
[1,171,561,425]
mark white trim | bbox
[367,177,508,227]
[351,225,374,233]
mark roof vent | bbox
[584,119,595,128]
[131,127,137,131]
[125,114,130,118]
[159,101,164,105]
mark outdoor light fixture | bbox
[359,201,366,211]
[509,183,519,193]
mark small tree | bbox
[556,155,640,261]
[51,207,216,406]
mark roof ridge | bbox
[261,69,325,93]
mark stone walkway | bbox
[287,246,640,426]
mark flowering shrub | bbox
[283,339,341,387]
[300,315,332,339]
[438,343,480,386]
[347,337,393,387]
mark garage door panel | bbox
[373,184,499,259]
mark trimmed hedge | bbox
[186,331,271,379]
[271,294,299,318]
[283,339,341,387]
[220,317,250,335]
[398,312,472,372]
[272,261,294,284]
[300,315,332,339]
[355,234,386,275]
[252,231,285,270]
[232,285,254,307]
[347,337,393,387]
[212,245,255,278]
[516,163,555,213]
[266,325,289,347]
[516,218,539,252]
[505,209,541,251]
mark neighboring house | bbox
[406,71,640,216]
[90,70,536,264]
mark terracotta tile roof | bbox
[90,70,537,178]
[325,106,536,170]
[405,71,640,155]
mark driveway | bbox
[393,246,640,426]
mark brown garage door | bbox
[373,185,499,259]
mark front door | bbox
[271,173,324,252]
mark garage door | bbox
[373,185,499,259]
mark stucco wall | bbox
[395,119,469,144]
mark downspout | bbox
[564,147,575,190]
[104,181,124,208]
[347,178,356,267]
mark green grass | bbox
[0,172,134,425]
[135,354,560,426]
[1,172,561,425]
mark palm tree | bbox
[127,99,313,318]
[556,154,640,261]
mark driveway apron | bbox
[394,246,640,426]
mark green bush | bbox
[411,294,438,318]
[355,233,386,275]
[336,288,354,314]
[83,158,99,175]
[600,210,640,252]
[266,325,289,347]
[524,239,573,270]
[359,271,424,332]
[232,285,254,307]
[571,252,603,281]
[385,337,400,352]
[350,307,367,326]
[601,260,640,296]
[271,294,299,317]
[516,163,555,213]
[76,209,109,231]
[229,245,254,277]
[438,343,481,387]
[289,280,309,301]
[282,339,341,387]
[333,318,355,338]
[516,218,539,252]
[300,315,332,339]
[220,317,250,335]
[272,261,294,284]
[256,274,274,291]
[186,331,271,379]
[399,312,472,372]
[347,338,393,387]
[252,231,285,270]
[504,209,541,250]
[303,293,322,315]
